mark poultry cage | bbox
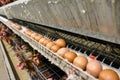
[0,0,120,80]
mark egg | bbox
[39,37,46,44]
[51,45,60,52]
[14,24,22,30]
[24,29,30,35]
[86,60,103,78]
[57,48,69,57]
[46,42,55,49]
[31,33,38,39]
[7,20,13,25]
[10,23,21,30]
[64,51,77,63]
[11,23,16,27]
[27,31,33,36]
[99,69,119,80]
[35,35,43,42]
[55,38,66,47]
[43,38,52,46]
[73,56,88,70]
[26,29,30,32]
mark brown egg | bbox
[39,37,46,44]
[14,24,22,30]
[86,60,103,78]
[27,31,33,36]
[55,38,66,47]
[11,22,16,27]
[57,48,69,57]
[99,69,119,80]
[31,33,38,39]
[7,20,13,25]
[25,29,30,32]
[43,38,52,46]
[24,29,30,35]
[46,42,55,49]
[11,22,15,27]
[51,45,60,52]
[35,35,44,42]
[73,56,88,70]
[10,23,20,30]
[64,51,77,63]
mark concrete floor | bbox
[0,47,10,80]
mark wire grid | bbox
[31,26,120,69]
[56,32,120,69]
